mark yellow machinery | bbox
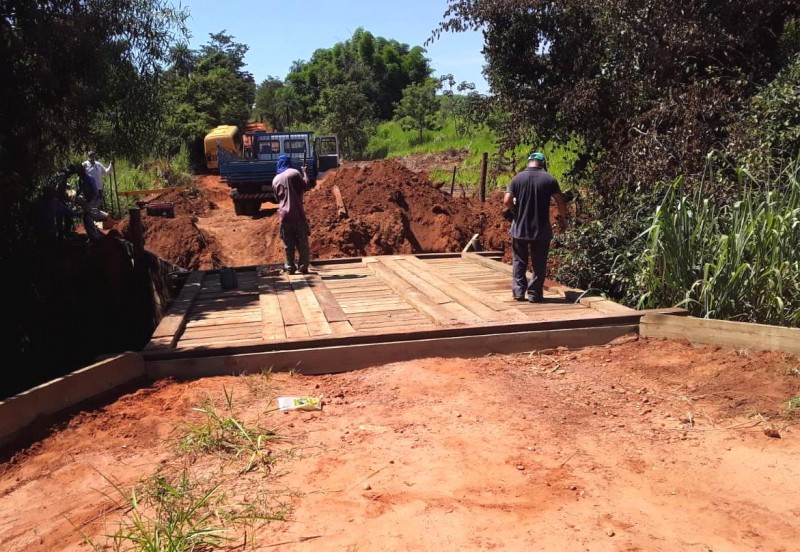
[203,125,242,171]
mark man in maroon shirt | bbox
[273,154,312,274]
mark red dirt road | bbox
[5,156,798,550]
[1,337,798,551]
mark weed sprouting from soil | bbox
[78,384,294,549]
[176,386,283,474]
[786,395,800,415]
[83,468,289,551]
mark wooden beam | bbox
[462,233,480,253]
[146,324,639,379]
[258,268,286,341]
[143,310,649,361]
[118,186,190,196]
[302,272,349,322]
[288,273,333,337]
[640,314,800,355]
[146,271,204,349]
[579,296,637,314]
[401,256,525,322]
[332,185,347,217]
[364,258,466,325]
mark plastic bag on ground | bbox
[277,396,322,411]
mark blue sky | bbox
[179,0,490,93]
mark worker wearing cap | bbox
[273,154,312,274]
[503,152,568,303]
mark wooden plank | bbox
[143,312,651,361]
[178,336,264,348]
[273,273,307,327]
[301,273,349,324]
[288,274,333,336]
[378,257,453,304]
[579,296,636,314]
[148,272,204,348]
[402,256,525,321]
[185,314,262,328]
[640,314,800,355]
[332,184,347,217]
[187,309,262,321]
[329,321,357,334]
[181,323,264,340]
[285,324,311,339]
[118,186,190,196]
[341,303,413,314]
[259,270,286,341]
[148,325,640,378]
[365,259,466,326]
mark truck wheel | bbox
[245,200,261,216]
[233,199,246,216]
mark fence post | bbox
[450,165,457,196]
[479,152,488,203]
[129,208,145,259]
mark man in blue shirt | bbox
[503,152,568,302]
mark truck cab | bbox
[217,131,339,216]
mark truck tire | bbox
[233,199,246,216]
[245,200,261,216]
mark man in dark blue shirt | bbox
[503,152,568,302]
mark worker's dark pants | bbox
[280,221,310,273]
[511,238,550,300]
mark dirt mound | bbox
[306,159,509,258]
[119,214,225,271]
[123,159,513,270]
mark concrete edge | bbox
[0,352,145,450]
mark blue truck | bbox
[217,131,339,216]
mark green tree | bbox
[286,28,432,123]
[0,0,187,392]
[254,76,285,130]
[394,78,441,143]
[161,31,255,163]
[435,0,800,197]
[315,83,377,159]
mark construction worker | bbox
[83,151,113,209]
[503,152,568,303]
[273,154,312,274]
[75,164,102,242]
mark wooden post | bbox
[129,208,145,258]
[479,152,488,202]
[450,165,457,196]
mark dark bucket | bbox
[219,267,238,290]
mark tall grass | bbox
[366,119,578,191]
[101,145,194,217]
[635,159,800,326]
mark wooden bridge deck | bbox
[144,252,640,361]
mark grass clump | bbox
[176,386,282,474]
[87,468,289,552]
[787,395,800,414]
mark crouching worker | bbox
[273,154,312,274]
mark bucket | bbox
[219,267,238,290]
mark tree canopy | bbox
[435,0,800,197]
[161,31,255,162]
[279,28,433,124]
[0,0,187,194]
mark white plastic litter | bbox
[277,396,322,411]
